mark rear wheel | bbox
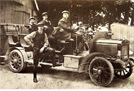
[114,61,133,79]
[8,49,26,73]
[89,57,114,86]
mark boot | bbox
[33,78,38,83]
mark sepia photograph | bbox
[0,0,134,89]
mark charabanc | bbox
[2,23,134,86]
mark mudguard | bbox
[78,52,109,73]
[9,47,29,62]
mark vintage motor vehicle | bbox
[1,23,134,86]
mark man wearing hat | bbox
[58,10,74,41]
[28,17,37,33]
[41,12,54,35]
[40,12,54,46]
[24,21,55,83]
[58,10,83,53]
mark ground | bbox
[0,63,134,89]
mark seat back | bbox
[19,35,29,47]
[8,35,18,45]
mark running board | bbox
[25,59,53,66]
[39,62,53,66]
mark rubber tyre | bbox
[89,57,114,86]
[8,49,26,73]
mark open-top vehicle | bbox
[1,23,134,86]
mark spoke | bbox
[93,72,98,76]
[103,73,109,81]
[123,70,126,76]
[93,62,99,68]
[125,69,128,73]
[18,61,22,64]
[120,70,122,76]
[102,62,106,68]
[11,55,16,60]
[13,64,16,69]
[10,56,14,60]
[13,54,16,58]
[15,65,19,69]
[14,63,19,70]
[93,73,99,79]
[18,58,21,62]
[15,66,18,70]
[98,60,102,66]
[96,75,100,81]
[18,63,22,67]
[96,60,100,67]
[10,59,14,63]
[103,70,110,77]
[98,75,102,83]
[93,65,98,69]
[15,53,18,57]
[103,65,110,70]
[100,74,103,83]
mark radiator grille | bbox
[121,44,129,60]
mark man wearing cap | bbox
[24,22,55,83]
[28,17,37,33]
[58,10,83,53]
[40,12,54,46]
[58,10,74,40]
[41,12,54,35]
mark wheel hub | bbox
[97,69,102,75]
[13,58,18,63]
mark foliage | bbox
[70,0,133,29]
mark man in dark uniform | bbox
[58,10,74,41]
[40,12,55,46]
[40,12,54,36]
[58,10,82,53]
[28,17,37,33]
[24,22,55,83]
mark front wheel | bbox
[89,57,114,86]
[8,49,26,73]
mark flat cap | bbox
[29,17,35,21]
[42,12,48,16]
[37,20,45,27]
[62,10,69,14]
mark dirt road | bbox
[0,64,134,89]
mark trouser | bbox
[33,47,55,79]
[33,47,40,79]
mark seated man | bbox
[24,22,55,83]
[40,12,55,47]
[58,10,83,54]
[58,10,74,41]
[40,12,54,36]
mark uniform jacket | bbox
[58,18,73,40]
[39,20,54,36]
[58,17,72,32]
